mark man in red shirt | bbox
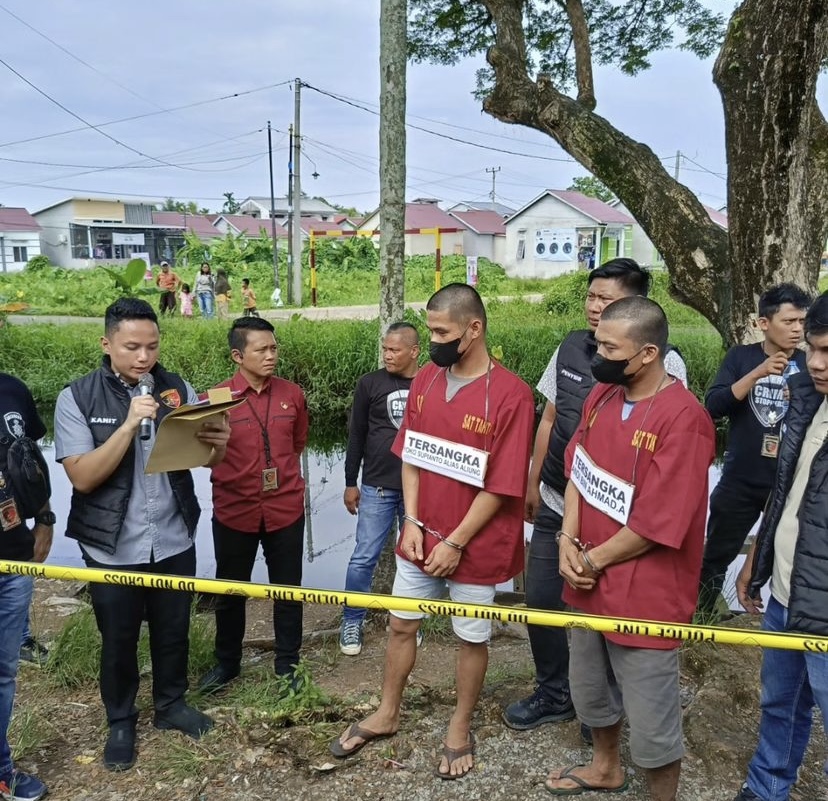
[198,317,309,693]
[330,283,534,780]
[545,296,715,800]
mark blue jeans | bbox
[0,574,33,777]
[197,292,214,318]
[744,596,828,800]
[342,485,404,625]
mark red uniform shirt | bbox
[564,381,715,648]
[391,360,534,585]
[211,372,308,533]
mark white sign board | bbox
[112,232,146,246]
[466,255,478,286]
[401,430,489,488]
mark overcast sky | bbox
[0,0,789,216]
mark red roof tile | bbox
[302,219,346,234]
[220,214,287,238]
[151,212,218,238]
[546,191,633,224]
[0,207,40,233]
[450,210,506,235]
[703,204,728,230]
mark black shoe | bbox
[19,636,48,667]
[197,664,239,695]
[103,721,137,771]
[154,703,213,739]
[502,687,575,730]
[580,722,593,745]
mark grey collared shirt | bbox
[54,382,199,566]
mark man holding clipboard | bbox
[331,284,534,780]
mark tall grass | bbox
[0,299,722,432]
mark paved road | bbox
[4,294,545,325]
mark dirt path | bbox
[13,579,826,801]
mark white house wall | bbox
[504,195,596,278]
[0,232,41,273]
[32,204,81,268]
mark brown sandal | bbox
[434,732,476,780]
[329,721,396,759]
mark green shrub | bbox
[24,254,51,273]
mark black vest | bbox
[65,358,200,554]
[749,374,828,635]
[540,330,597,494]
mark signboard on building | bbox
[535,228,576,262]
[112,232,146,246]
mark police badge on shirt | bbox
[386,389,409,430]
[749,361,801,457]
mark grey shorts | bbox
[569,627,684,769]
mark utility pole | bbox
[291,78,303,306]
[486,166,501,206]
[267,121,281,303]
[674,150,681,181]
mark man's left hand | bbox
[423,542,462,577]
[32,523,53,563]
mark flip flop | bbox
[329,721,396,759]
[434,732,476,780]
[545,763,630,796]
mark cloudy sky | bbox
[0,0,761,216]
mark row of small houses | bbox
[0,191,729,277]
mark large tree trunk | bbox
[713,0,828,342]
[374,0,408,598]
[480,0,828,345]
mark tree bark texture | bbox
[479,0,828,345]
[378,0,408,349]
[713,0,828,342]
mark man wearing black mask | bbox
[331,284,534,780]
[504,259,687,734]
[546,296,714,798]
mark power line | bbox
[302,82,577,163]
[0,80,292,150]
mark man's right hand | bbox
[524,484,540,523]
[124,394,159,434]
[559,539,597,591]
[399,520,424,562]
[757,351,790,379]
[344,486,360,515]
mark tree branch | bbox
[564,0,596,109]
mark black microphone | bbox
[138,373,155,441]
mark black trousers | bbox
[698,477,770,614]
[84,546,195,726]
[524,500,571,704]
[159,290,176,314]
[212,515,304,675]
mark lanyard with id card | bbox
[247,389,278,492]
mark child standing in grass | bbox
[215,268,232,320]
[179,283,194,318]
[241,278,259,317]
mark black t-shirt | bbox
[0,373,47,560]
[705,343,807,488]
[344,368,414,491]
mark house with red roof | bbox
[213,214,288,240]
[448,209,507,264]
[503,190,636,278]
[358,198,466,258]
[0,207,41,272]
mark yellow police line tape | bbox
[1,559,825,653]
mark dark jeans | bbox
[525,500,570,704]
[698,477,770,614]
[159,290,176,315]
[212,515,304,674]
[84,546,195,726]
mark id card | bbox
[262,467,279,491]
[761,433,780,458]
[0,498,21,531]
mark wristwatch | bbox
[34,511,56,526]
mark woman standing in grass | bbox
[194,262,216,319]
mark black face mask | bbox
[429,337,464,367]
[590,348,644,385]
